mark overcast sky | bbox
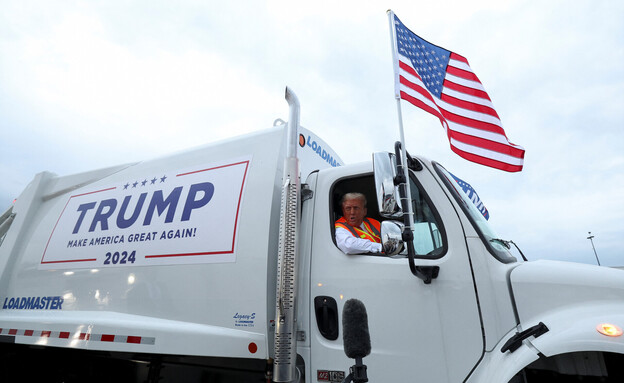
[1,0,622,266]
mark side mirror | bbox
[380,220,404,256]
[373,152,402,218]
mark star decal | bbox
[123,175,166,189]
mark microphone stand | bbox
[342,357,368,383]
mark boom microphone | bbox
[342,299,371,359]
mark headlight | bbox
[596,323,623,337]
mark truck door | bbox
[309,165,484,383]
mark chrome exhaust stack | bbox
[273,87,301,382]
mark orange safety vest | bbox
[335,217,381,243]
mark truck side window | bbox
[331,175,382,254]
[409,176,446,258]
[330,174,445,258]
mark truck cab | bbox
[297,153,624,382]
[303,159,486,382]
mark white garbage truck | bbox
[0,88,622,382]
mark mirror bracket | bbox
[407,156,422,171]
[412,266,440,285]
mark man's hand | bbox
[382,238,400,255]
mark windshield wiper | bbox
[490,238,528,261]
[490,238,510,249]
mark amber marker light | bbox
[596,323,623,337]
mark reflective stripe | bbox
[0,328,155,345]
[335,219,360,238]
[363,218,381,240]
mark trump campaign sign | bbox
[40,157,250,269]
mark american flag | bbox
[449,172,490,220]
[391,13,525,172]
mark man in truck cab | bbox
[335,192,383,254]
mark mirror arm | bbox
[394,142,439,284]
[403,230,439,284]
[394,142,422,173]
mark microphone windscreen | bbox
[342,298,371,359]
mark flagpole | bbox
[387,10,415,232]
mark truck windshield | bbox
[433,163,516,263]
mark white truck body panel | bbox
[509,261,624,356]
[0,124,340,361]
[509,260,624,326]
[465,236,519,352]
[468,261,624,382]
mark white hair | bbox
[341,192,367,207]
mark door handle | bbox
[314,296,338,340]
